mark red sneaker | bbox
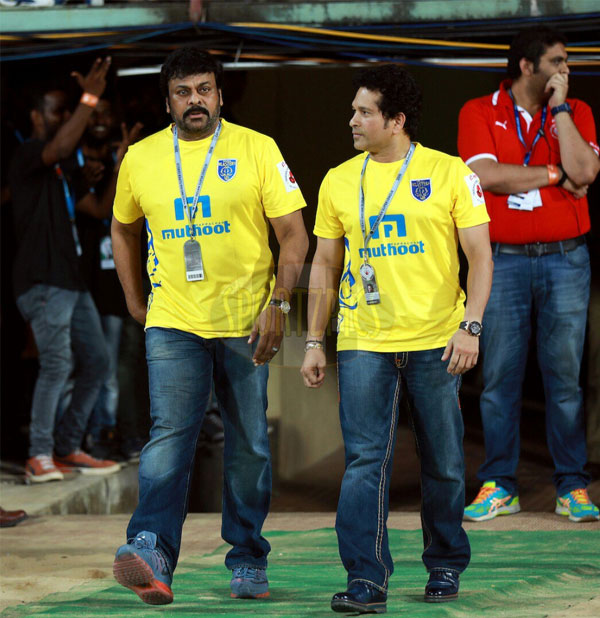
[54,450,121,476]
[25,455,64,483]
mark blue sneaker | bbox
[463,481,520,522]
[230,566,269,598]
[113,531,173,605]
[555,489,600,523]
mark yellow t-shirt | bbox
[113,119,306,337]
[314,143,490,352]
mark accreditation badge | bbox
[183,239,204,281]
[99,235,115,270]
[359,262,380,305]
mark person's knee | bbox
[37,348,73,382]
[79,342,110,382]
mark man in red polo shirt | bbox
[458,26,600,523]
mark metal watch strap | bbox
[269,298,290,314]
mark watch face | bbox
[280,300,291,314]
[468,321,482,336]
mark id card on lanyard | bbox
[507,90,546,211]
[173,122,221,282]
[359,143,415,305]
[54,163,82,256]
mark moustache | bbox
[184,106,209,119]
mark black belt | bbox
[492,235,586,257]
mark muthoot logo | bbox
[359,241,425,259]
[162,222,231,240]
[368,214,406,239]
[162,195,232,240]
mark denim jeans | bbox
[88,314,123,439]
[16,284,109,457]
[127,327,271,573]
[336,349,470,592]
[479,244,591,496]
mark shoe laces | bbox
[233,566,263,580]
[36,455,56,471]
[131,534,168,573]
[472,485,497,504]
[568,488,591,505]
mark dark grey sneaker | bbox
[230,566,269,598]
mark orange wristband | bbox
[547,164,561,185]
[80,92,99,108]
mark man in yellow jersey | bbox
[111,47,308,605]
[301,65,493,612]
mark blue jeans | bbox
[336,349,470,592]
[16,284,109,457]
[127,327,271,573]
[479,244,591,496]
[88,315,123,438]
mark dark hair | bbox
[28,85,60,113]
[352,64,421,140]
[507,26,567,79]
[159,47,224,97]
[29,90,48,113]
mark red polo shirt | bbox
[458,80,598,244]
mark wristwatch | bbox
[550,102,572,117]
[459,320,482,337]
[269,298,291,314]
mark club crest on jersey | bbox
[411,179,431,202]
[217,159,237,182]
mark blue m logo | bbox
[368,214,406,239]
[174,196,211,221]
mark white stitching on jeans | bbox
[350,578,387,594]
[374,370,401,589]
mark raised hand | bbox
[71,57,111,97]
[546,72,569,108]
[114,121,144,168]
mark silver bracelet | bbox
[304,341,324,352]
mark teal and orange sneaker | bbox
[463,481,520,522]
[555,488,600,523]
[113,531,173,605]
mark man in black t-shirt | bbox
[9,58,123,482]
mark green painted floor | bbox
[2,529,599,617]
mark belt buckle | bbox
[529,242,544,257]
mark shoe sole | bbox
[113,552,173,605]
[555,506,600,523]
[463,504,520,522]
[230,582,270,599]
[424,593,458,603]
[25,471,64,484]
[56,464,121,476]
[331,599,386,614]
[230,591,270,599]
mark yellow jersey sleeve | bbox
[259,137,305,219]
[113,153,144,224]
[451,158,490,229]
[314,171,346,239]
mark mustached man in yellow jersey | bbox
[301,64,493,613]
[111,47,308,606]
